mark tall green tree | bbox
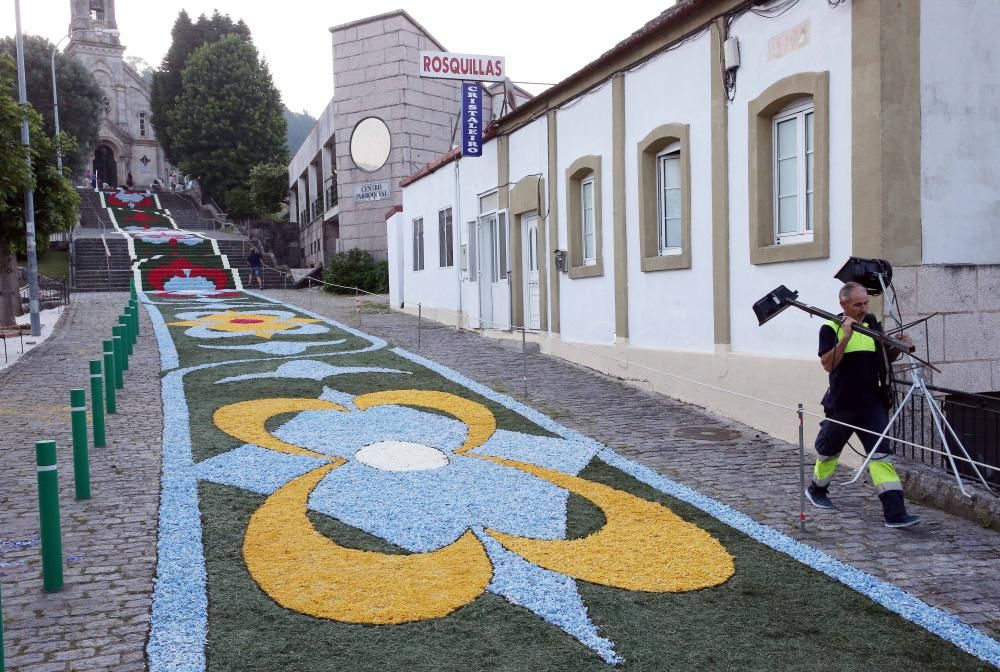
[0,35,103,177]
[247,162,289,216]
[0,55,79,326]
[150,10,251,165]
[170,34,287,205]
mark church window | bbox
[101,96,111,115]
[89,1,105,21]
[139,112,147,137]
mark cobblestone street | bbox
[0,291,997,671]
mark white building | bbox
[389,0,1000,444]
[66,0,170,187]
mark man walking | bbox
[247,246,264,290]
[805,281,922,528]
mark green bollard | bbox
[70,389,91,500]
[89,360,106,448]
[119,315,132,358]
[112,330,125,386]
[127,303,137,343]
[35,440,63,592]
[103,341,117,414]
[130,304,138,343]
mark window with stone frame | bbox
[748,71,829,265]
[565,155,603,279]
[637,123,691,272]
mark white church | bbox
[65,0,171,188]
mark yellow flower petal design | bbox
[483,456,735,592]
[169,311,321,339]
[353,390,496,454]
[213,398,346,460]
[243,462,493,624]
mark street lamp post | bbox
[14,0,40,336]
[51,27,119,176]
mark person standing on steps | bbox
[805,281,923,528]
[247,246,264,290]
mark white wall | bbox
[727,2,854,358]
[624,31,715,353]
[556,83,616,345]
[459,140,502,328]
[921,0,1000,265]
[399,162,460,313]
[509,117,549,327]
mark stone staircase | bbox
[71,188,286,291]
[72,237,133,292]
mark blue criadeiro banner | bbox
[462,82,482,157]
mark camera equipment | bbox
[833,256,893,296]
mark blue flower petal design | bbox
[306,456,568,553]
[214,360,410,384]
[193,445,326,493]
[200,340,346,355]
[273,405,468,460]
[476,530,622,665]
[473,429,600,476]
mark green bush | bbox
[323,248,388,295]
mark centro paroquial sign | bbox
[353,181,390,202]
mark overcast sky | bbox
[7,1,674,117]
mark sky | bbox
[6,1,674,118]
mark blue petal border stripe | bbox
[391,347,1000,669]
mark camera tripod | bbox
[841,275,996,498]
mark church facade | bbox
[65,0,171,187]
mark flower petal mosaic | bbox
[123,194,1000,671]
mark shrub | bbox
[323,248,388,295]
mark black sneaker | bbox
[805,484,835,510]
[884,514,923,528]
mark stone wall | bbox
[331,12,462,259]
[892,264,1000,392]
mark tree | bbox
[150,10,251,165]
[247,162,288,216]
[283,106,315,155]
[0,35,103,177]
[0,55,79,326]
[170,35,287,206]
[125,56,154,86]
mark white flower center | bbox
[355,441,449,472]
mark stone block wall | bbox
[891,264,1000,392]
[331,12,462,259]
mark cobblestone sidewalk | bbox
[275,289,1000,641]
[0,294,161,672]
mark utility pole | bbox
[14,0,41,336]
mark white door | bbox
[523,214,540,330]
[478,216,494,328]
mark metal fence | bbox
[19,273,70,311]
[891,378,1000,485]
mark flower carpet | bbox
[120,193,1000,671]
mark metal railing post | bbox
[522,326,528,399]
[798,403,806,532]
